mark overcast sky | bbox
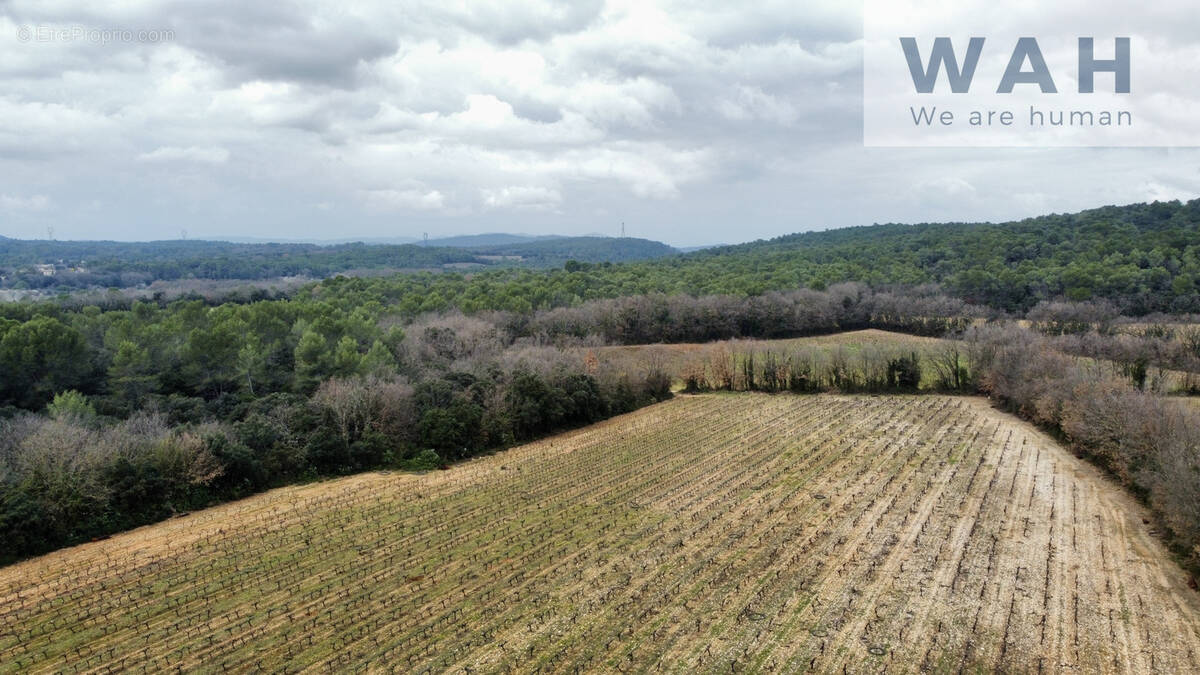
[0,0,1197,246]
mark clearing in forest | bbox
[592,328,946,365]
[592,329,954,388]
[2,394,1199,672]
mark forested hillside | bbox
[471,236,676,265]
[687,200,1200,314]
[108,199,1190,318]
[0,240,473,289]
[4,201,1197,312]
[0,236,677,292]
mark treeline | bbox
[965,324,1200,574]
[517,285,977,344]
[1026,300,1200,392]
[1050,331,1200,393]
[0,324,672,562]
[0,283,979,416]
[676,344,967,394]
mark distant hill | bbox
[0,239,482,288]
[9,200,1197,313]
[470,236,677,265]
[653,200,1200,314]
[0,234,677,292]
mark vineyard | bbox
[2,394,1199,672]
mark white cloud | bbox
[915,177,977,199]
[0,193,51,211]
[909,176,980,216]
[715,85,798,124]
[1140,179,1200,203]
[482,186,562,211]
[138,146,230,163]
[362,188,446,211]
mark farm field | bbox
[2,394,1199,672]
[593,329,947,365]
[591,329,953,388]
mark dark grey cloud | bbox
[170,4,398,87]
[5,0,399,87]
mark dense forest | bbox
[683,200,1200,314]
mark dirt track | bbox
[1,394,1198,673]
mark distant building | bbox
[34,264,56,276]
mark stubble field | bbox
[2,394,1198,673]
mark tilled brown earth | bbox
[1,394,1198,673]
